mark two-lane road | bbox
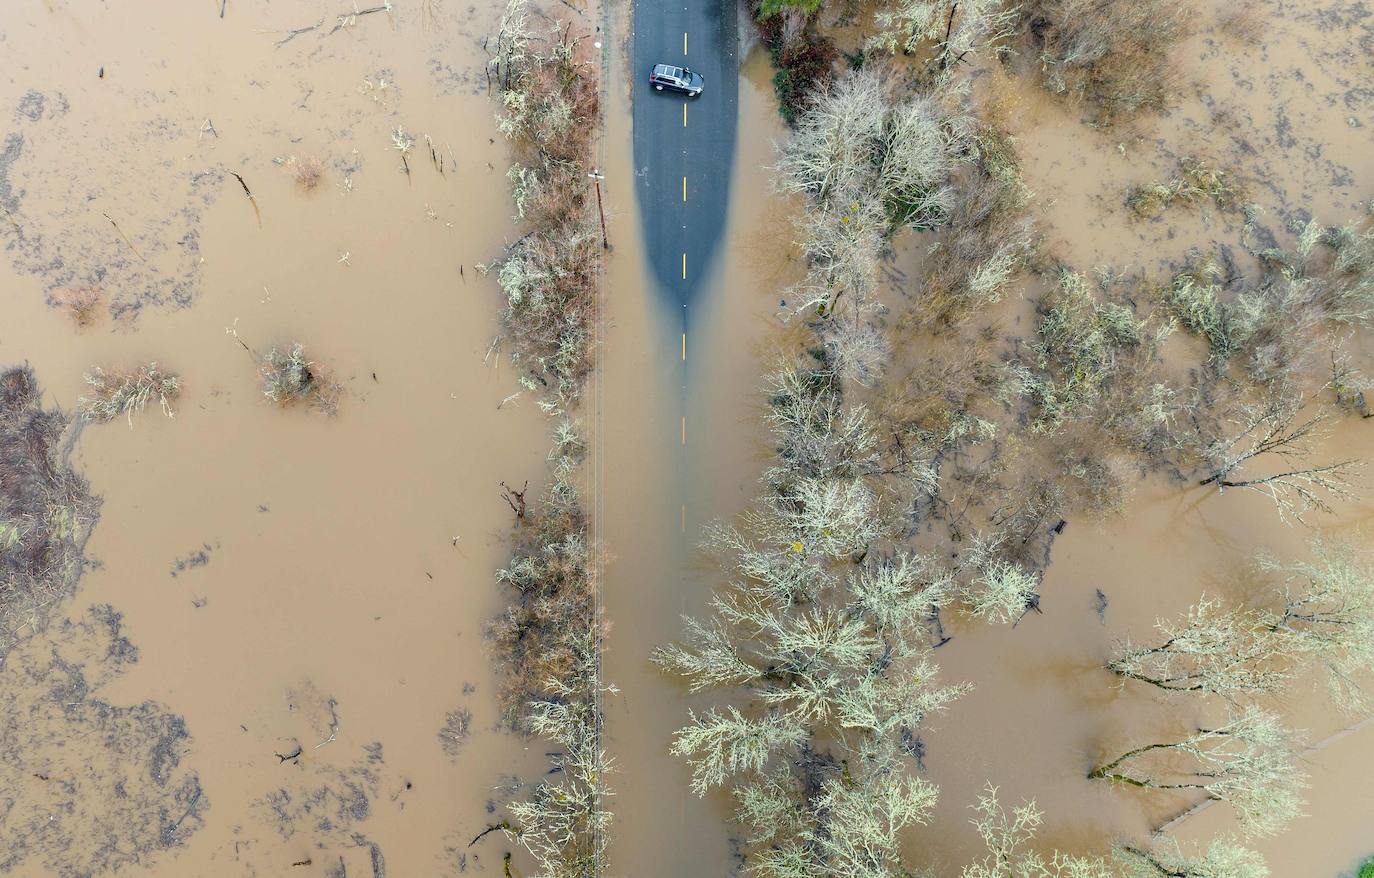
[631,0,739,310]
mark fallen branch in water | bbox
[273,17,323,47]
[102,210,146,262]
[230,172,262,227]
[269,2,396,48]
[468,820,515,847]
[326,3,394,36]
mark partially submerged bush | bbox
[259,343,340,414]
[751,0,838,124]
[78,362,180,425]
[1127,158,1246,219]
[488,0,601,405]
[867,0,1019,75]
[776,69,960,383]
[0,366,99,655]
[917,116,1036,324]
[485,422,609,877]
[1023,0,1191,124]
[1009,269,1158,432]
[285,154,325,191]
[51,286,104,328]
[486,8,608,873]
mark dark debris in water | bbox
[0,605,207,877]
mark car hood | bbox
[687,71,704,88]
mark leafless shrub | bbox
[78,363,181,425]
[259,343,341,415]
[1126,158,1246,219]
[917,120,1036,325]
[1023,0,1191,124]
[867,0,1020,75]
[286,155,325,191]
[51,286,104,329]
[487,0,601,406]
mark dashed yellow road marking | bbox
[681,252,687,279]
[681,332,686,361]
[683,103,687,127]
[682,175,687,202]
[681,503,686,532]
[684,32,688,55]
[681,415,686,445]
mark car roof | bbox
[653,63,680,76]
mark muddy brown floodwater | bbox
[0,1,571,875]
[2,0,1372,876]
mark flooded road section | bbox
[2,0,1372,876]
[0,1,567,875]
[632,1,1374,877]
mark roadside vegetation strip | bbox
[481,2,610,877]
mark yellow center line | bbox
[684,32,688,55]
[681,332,687,360]
[681,503,686,532]
[681,416,686,445]
[682,175,687,202]
[683,103,687,127]
[681,252,687,280]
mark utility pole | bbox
[588,169,608,250]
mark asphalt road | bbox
[631,0,739,311]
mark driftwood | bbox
[500,480,528,518]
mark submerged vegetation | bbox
[259,342,341,415]
[1127,158,1246,219]
[668,0,1370,872]
[0,366,98,656]
[482,3,608,876]
[78,362,181,425]
[485,0,601,406]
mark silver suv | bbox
[649,63,703,97]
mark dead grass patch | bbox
[1023,0,1191,124]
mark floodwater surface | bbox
[1,0,1372,876]
[0,1,564,874]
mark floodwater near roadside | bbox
[0,1,569,875]
[658,2,1374,876]
[2,0,1372,876]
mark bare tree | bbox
[1114,838,1270,878]
[960,785,1114,878]
[1107,595,1294,697]
[1088,707,1305,837]
[1259,540,1374,713]
[775,69,958,387]
[960,785,1269,878]
[656,364,968,877]
[1198,403,1359,523]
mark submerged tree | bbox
[1107,595,1293,698]
[1258,539,1374,713]
[960,784,1113,878]
[1114,837,1269,878]
[1087,706,1305,838]
[775,68,959,386]
[1198,403,1358,523]
[960,785,1269,878]
[656,364,968,878]
[1108,540,1374,709]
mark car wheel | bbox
[654,84,663,91]
[692,90,701,97]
